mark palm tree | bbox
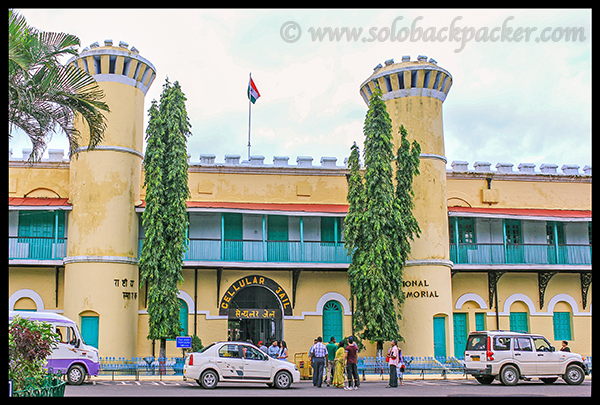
[8,9,110,161]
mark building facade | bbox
[8,43,592,359]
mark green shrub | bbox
[9,315,59,391]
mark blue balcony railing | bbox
[9,236,591,266]
[450,243,592,265]
[9,236,67,260]
[140,238,352,264]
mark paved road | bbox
[65,377,591,397]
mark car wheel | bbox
[499,365,519,386]
[563,364,585,385]
[273,370,292,389]
[475,376,495,385]
[66,364,86,385]
[200,369,219,389]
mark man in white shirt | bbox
[386,339,400,388]
[309,336,328,387]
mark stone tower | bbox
[63,40,156,357]
[359,55,454,357]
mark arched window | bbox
[322,300,343,343]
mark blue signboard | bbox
[176,336,192,349]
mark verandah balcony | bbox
[140,238,352,264]
[450,242,592,265]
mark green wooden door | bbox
[453,313,467,358]
[433,316,446,358]
[322,300,343,343]
[81,316,99,349]
[223,213,243,261]
[267,215,288,261]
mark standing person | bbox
[278,341,289,361]
[267,340,280,358]
[309,336,328,387]
[309,338,317,385]
[259,341,268,353]
[560,341,571,352]
[332,341,346,388]
[344,336,359,390]
[397,346,405,386]
[325,336,337,386]
[386,339,399,388]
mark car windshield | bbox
[466,334,487,351]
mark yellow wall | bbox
[447,175,592,210]
[9,164,70,198]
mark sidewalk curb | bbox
[89,373,591,383]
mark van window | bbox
[466,334,487,351]
[514,337,533,351]
[55,325,78,346]
[493,336,511,351]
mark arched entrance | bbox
[227,286,282,345]
[219,275,291,345]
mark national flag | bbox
[247,77,260,104]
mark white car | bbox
[184,341,300,389]
[463,331,589,386]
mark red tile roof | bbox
[448,206,591,219]
[9,197,71,207]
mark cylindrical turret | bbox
[63,40,156,358]
[360,55,454,357]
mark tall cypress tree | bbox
[344,89,420,348]
[395,124,421,262]
[139,79,191,359]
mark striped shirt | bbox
[310,342,328,358]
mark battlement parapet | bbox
[449,160,591,176]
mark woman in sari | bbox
[332,341,345,388]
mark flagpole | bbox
[248,72,252,161]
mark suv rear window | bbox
[466,334,487,351]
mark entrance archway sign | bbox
[219,275,292,316]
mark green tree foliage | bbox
[8,9,109,161]
[395,124,422,262]
[9,315,59,391]
[139,79,191,358]
[344,89,420,346]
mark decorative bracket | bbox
[580,272,592,310]
[292,269,302,309]
[538,271,558,310]
[488,270,506,310]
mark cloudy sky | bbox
[10,9,591,171]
